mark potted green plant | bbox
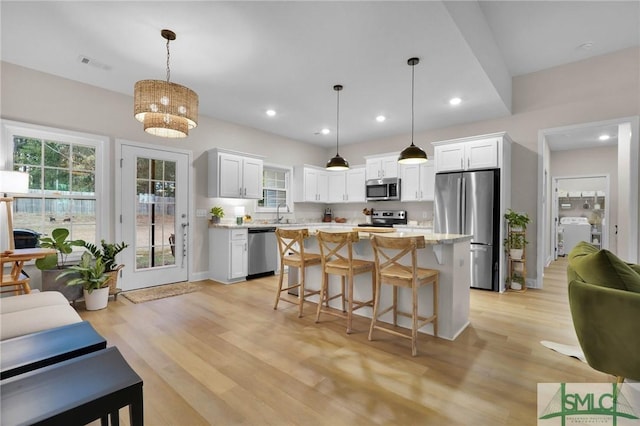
[504,209,531,231]
[210,206,224,224]
[36,228,86,301]
[83,240,129,296]
[504,209,531,260]
[57,252,110,310]
[505,232,528,260]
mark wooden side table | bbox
[1,248,56,295]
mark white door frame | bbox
[537,116,639,286]
[115,139,194,287]
[552,174,610,259]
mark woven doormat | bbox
[121,282,202,304]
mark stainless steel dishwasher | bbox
[247,227,278,279]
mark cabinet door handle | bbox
[467,158,470,169]
[239,187,242,196]
[460,158,463,169]
[244,187,247,196]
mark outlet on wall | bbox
[422,211,427,219]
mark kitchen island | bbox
[294,228,472,341]
[209,222,471,340]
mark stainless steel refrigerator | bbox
[434,170,500,290]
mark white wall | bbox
[339,47,640,281]
[2,46,639,286]
[0,61,328,278]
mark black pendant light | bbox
[398,57,428,164]
[326,84,349,170]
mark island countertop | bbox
[313,228,472,244]
[208,222,468,243]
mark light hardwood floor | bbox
[82,258,608,425]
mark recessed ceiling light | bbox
[579,41,594,50]
[376,115,386,123]
[265,109,276,117]
[599,134,610,141]
[449,97,462,106]
[321,128,330,135]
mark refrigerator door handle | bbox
[460,176,466,234]
[456,177,463,234]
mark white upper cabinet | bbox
[433,137,499,172]
[400,160,435,202]
[345,167,366,202]
[294,165,329,203]
[365,153,399,180]
[327,166,366,203]
[296,165,365,203]
[327,171,345,203]
[208,149,264,199]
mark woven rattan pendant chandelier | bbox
[398,57,427,164]
[134,29,198,138]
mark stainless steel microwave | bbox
[366,178,401,201]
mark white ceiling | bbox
[1,1,638,149]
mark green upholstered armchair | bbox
[567,242,640,383]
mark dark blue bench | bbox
[1,321,106,380]
[1,346,143,426]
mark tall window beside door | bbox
[1,121,106,248]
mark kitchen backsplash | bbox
[206,199,434,226]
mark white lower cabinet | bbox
[209,228,248,284]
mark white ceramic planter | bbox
[509,249,523,260]
[83,287,109,311]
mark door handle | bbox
[181,221,189,268]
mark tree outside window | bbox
[8,128,103,246]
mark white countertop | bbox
[209,221,469,244]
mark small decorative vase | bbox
[211,216,221,224]
[84,287,109,311]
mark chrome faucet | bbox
[276,203,289,223]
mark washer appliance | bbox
[559,217,591,255]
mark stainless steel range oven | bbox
[357,209,407,228]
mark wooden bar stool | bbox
[274,228,322,318]
[315,230,375,334]
[369,234,439,356]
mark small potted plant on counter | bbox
[210,206,224,224]
[57,252,110,310]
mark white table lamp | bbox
[0,171,30,254]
